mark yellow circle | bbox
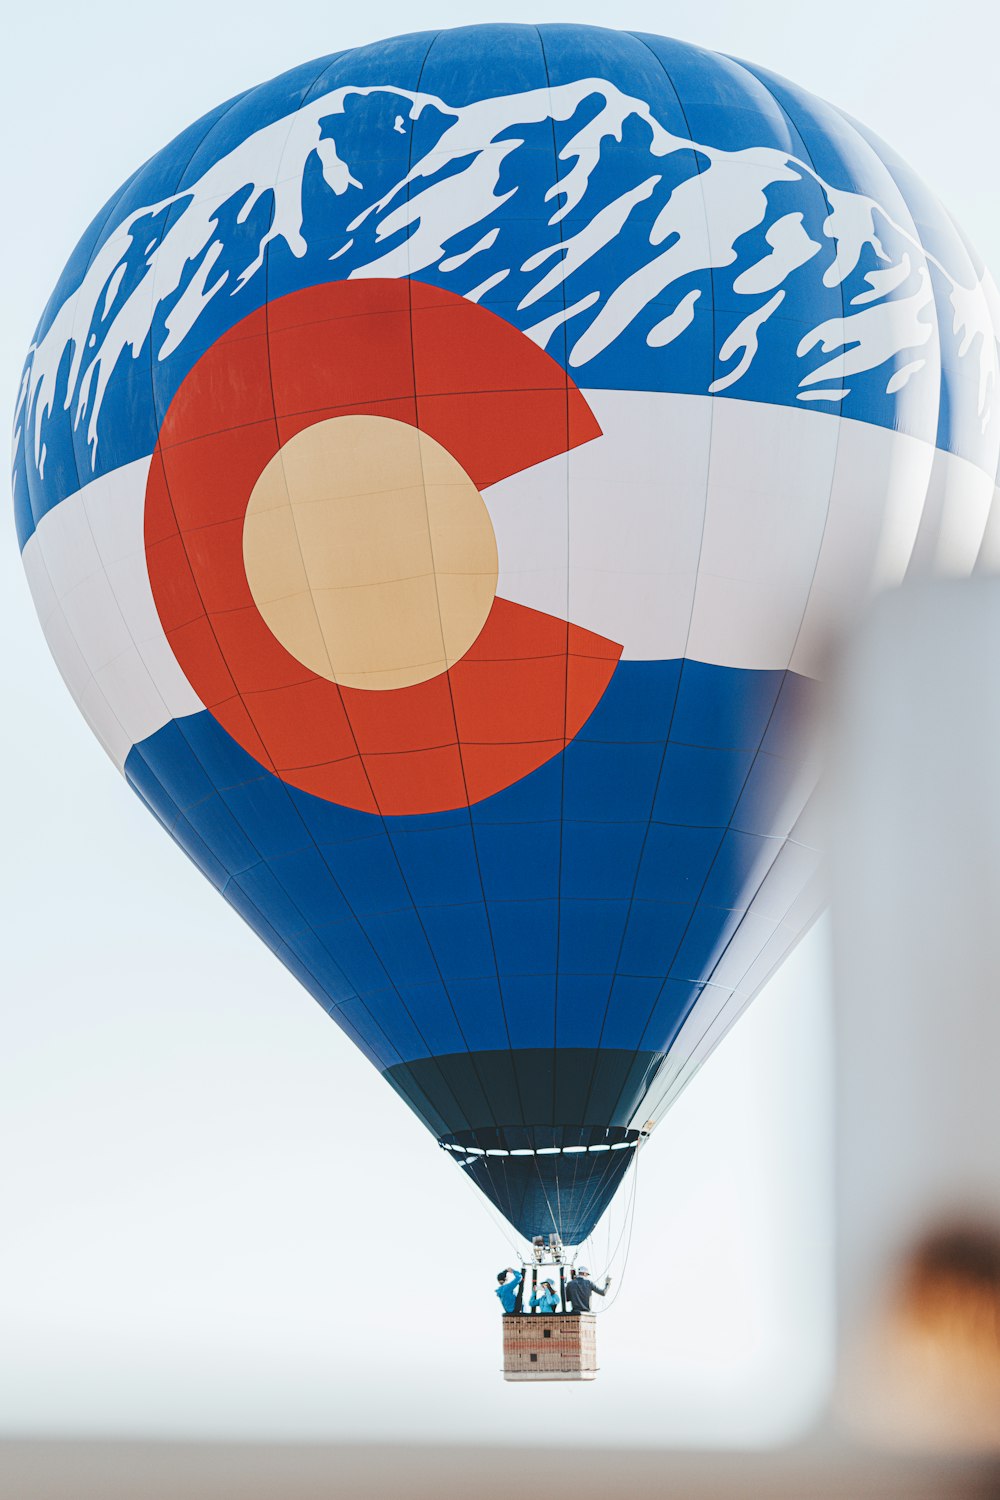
[243,415,499,692]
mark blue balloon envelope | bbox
[14,25,1000,1242]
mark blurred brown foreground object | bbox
[843,1225,1000,1451]
[1,1442,998,1500]
[899,1228,1000,1396]
[832,580,1000,1453]
[502,1312,597,1380]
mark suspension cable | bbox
[447,1151,526,1260]
[595,1143,641,1311]
[597,1146,639,1278]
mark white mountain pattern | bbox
[14,77,1000,485]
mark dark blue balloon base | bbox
[385,1047,655,1240]
[460,1149,635,1247]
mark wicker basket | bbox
[501,1313,598,1382]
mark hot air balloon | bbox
[13,25,1000,1252]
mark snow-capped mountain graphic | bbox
[13,75,1000,504]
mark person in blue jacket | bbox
[495,1267,523,1314]
[529,1278,560,1314]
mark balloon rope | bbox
[602,1155,638,1272]
[595,1143,641,1310]
[450,1155,525,1260]
[603,1183,614,1273]
[530,1151,562,1241]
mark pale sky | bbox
[1,0,995,1447]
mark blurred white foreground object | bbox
[832,579,1000,1452]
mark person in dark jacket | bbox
[495,1267,523,1314]
[565,1265,610,1313]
